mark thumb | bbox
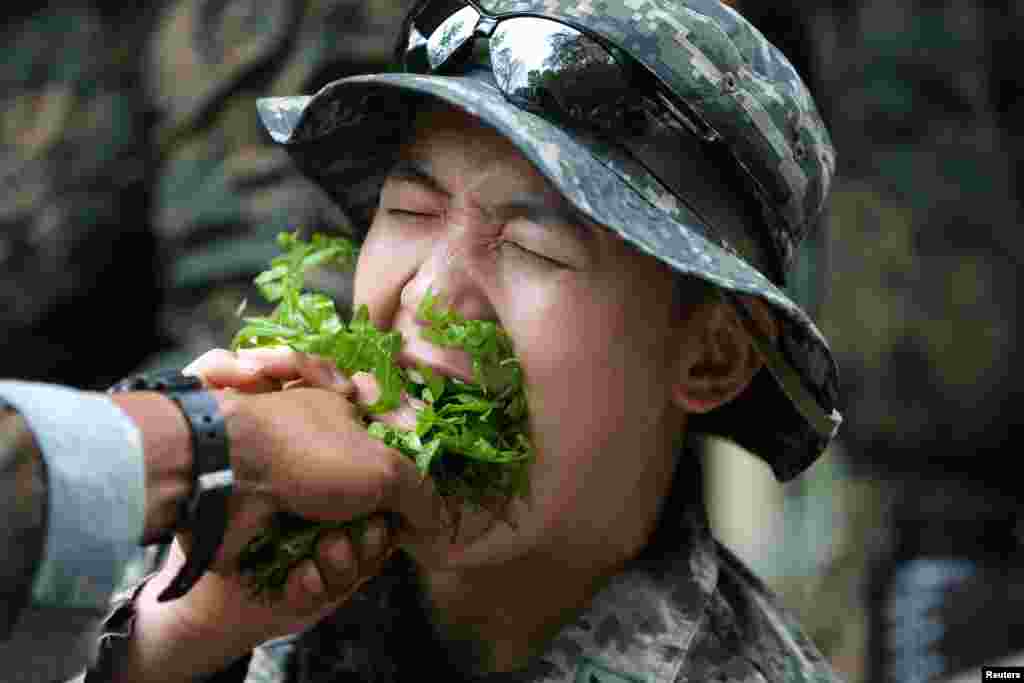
[295,440,448,540]
[265,388,447,539]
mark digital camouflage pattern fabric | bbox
[256,0,841,482]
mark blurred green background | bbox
[2,1,1021,681]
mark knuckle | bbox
[319,536,358,593]
[370,455,404,509]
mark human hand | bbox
[116,349,445,679]
[182,347,436,537]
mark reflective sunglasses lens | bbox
[426,5,481,72]
[491,18,630,124]
[406,25,430,72]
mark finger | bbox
[185,347,354,395]
[313,530,358,597]
[210,492,276,573]
[236,348,354,394]
[349,372,381,406]
[367,447,446,539]
[183,348,283,393]
[260,386,445,539]
[315,515,393,597]
[282,558,329,616]
[351,372,421,431]
[290,431,446,540]
[354,515,395,577]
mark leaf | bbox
[415,438,442,476]
[234,232,535,599]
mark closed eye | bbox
[388,209,436,217]
[386,208,569,267]
[502,240,567,268]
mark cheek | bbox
[353,219,423,324]
[515,268,680,470]
[516,282,661,441]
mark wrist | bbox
[109,392,192,544]
[110,371,236,602]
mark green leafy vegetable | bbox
[232,231,533,599]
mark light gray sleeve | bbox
[0,381,146,612]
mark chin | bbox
[401,497,543,571]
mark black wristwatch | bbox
[109,370,233,602]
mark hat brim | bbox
[257,72,841,480]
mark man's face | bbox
[352,105,690,573]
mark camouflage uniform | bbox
[80,2,844,682]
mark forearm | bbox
[107,572,255,683]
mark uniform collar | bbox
[504,467,720,683]
[254,459,720,683]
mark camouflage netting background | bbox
[1,0,413,388]
[738,3,1024,680]
[2,1,1022,681]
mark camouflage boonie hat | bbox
[256,0,842,480]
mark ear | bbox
[669,295,778,414]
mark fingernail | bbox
[302,563,325,596]
[239,360,264,375]
[362,520,390,562]
[351,372,381,405]
[326,537,355,576]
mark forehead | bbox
[397,104,553,193]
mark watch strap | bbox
[108,370,233,602]
[157,383,234,602]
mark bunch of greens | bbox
[231,232,533,598]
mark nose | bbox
[400,227,497,324]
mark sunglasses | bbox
[404,1,720,141]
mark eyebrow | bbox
[386,158,594,243]
[388,159,449,197]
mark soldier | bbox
[82,1,847,682]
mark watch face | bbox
[109,369,202,394]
